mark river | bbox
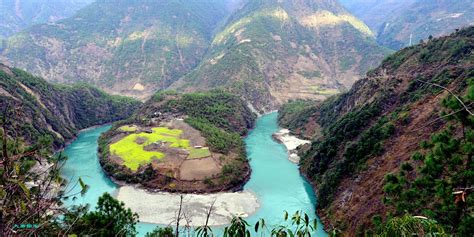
[61,113,326,236]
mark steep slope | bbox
[341,0,474,50]
[279,27,473,234]
[171,0,389,111]
[0,63,141,148]
[0,0,93,38]
[0,0,229,99]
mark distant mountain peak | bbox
[172,0,388,111]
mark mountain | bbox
[1,0,389,110]
[171,0,390,111]
[278,27,473,234]
[338,0,415,33]
[0,63,141,148]
[0,0,229,99]
[340,0,474,50]
[0,0,94,38]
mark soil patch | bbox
[180,158,221,181]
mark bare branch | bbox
[416,79,473,115]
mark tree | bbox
[64,193,139,236]
[0,101,66,236]
[376,215,447,237]
[146,227,174,237]
[383,78,473,235]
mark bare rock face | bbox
[272,129,310,163]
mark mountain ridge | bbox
[171,0,389,111]
[340,0,474,50]
[1,0,389,111]
[0,0,230,99]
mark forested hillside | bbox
[0,0,390,111]
[98,90,256,192]
[0,0,229,99]
[279,27,473,234]
[172,0,389,111]
[0,63,141,148]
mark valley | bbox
[278,27,473,235]
[0,0,389,111]
[61,113,326,236]
[1,0,473,236]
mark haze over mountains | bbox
[0,0,94,38]
[340,0,474,49]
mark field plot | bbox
[188,148,211,159]
[119,125,138,132]
[110,127,190,171]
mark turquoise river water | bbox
[61,113,326,236]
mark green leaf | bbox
[78,177,89,196]
[20,201,27,211]
[10,179,30,199]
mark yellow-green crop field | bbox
[110,127,190,171]
[188,148,211,159]
[119,125,137,132]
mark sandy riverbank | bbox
[272,129,310,163]
[115,186,259,226]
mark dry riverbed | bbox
[272,129,310,163]
[115,186,259,226]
